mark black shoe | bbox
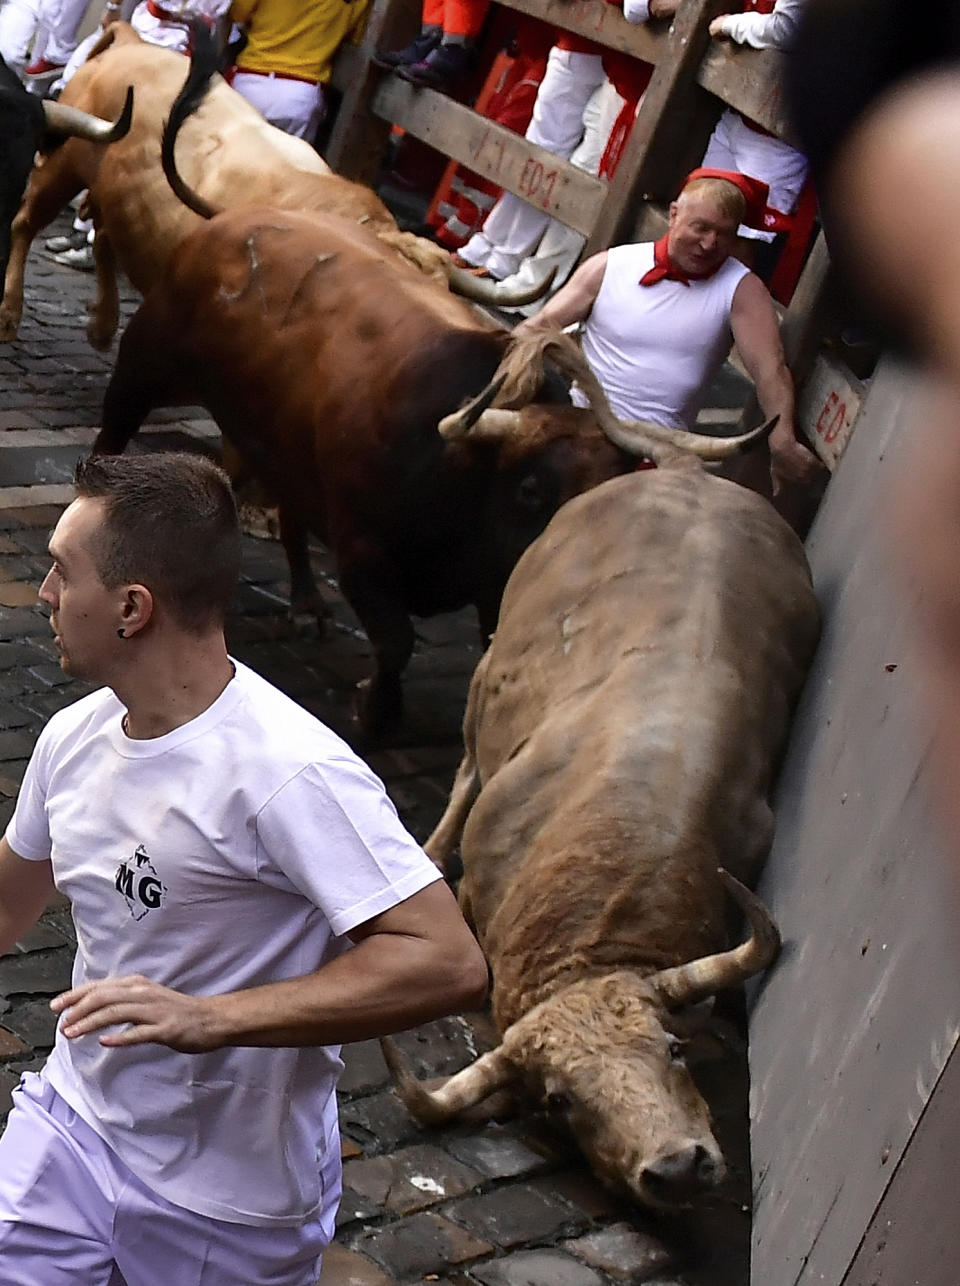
[398,42,472,90]
[371,30,440,71]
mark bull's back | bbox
[459,469,819,1018]
[138,209,498,517]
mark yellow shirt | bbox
[230,0,371,84]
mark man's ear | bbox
[118,584,154,639]
[668,200,678,225]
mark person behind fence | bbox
[516,167,822,494]
[228,0,372,141]
[0,452,488,1286]
[450,5,662,284]
[700,0,809,270]
[371,0,489,90]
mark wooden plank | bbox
[495,0,665,62]
[324,0,419,180]
[371,77,608,235]
[842,1039,960,1286]
[796,350,863,471]
[696,41,795,141]
[584,0,728,254]
[751,358,960,1285]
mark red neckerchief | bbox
[639,235,723,288]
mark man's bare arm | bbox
[515,252,608,336]
[0,836,55,957]
[51,877,489,1052]
[730,272,823,493]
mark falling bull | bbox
[386,448,820,1207]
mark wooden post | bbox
[583,0,728,255]
[324,0,420,181]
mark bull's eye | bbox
[544,1089,571,1113]
[516,474,544,510]
[666,1034,687,1063]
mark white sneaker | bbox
[51,244,95,272]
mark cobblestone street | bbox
[0,216,753,1285]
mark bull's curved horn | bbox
[650,869,781,1009]
[603,415,779,463]
[449,264,557,308]
[381,1035,520,1124]
[437,374,508,440]
[42,85,134,143]
[442,408,523,442]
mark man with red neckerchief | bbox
[516,168,822,495]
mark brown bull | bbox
[0,24,535,350]
[386,462,820,1205]
[89,206,769,734]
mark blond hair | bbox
[678,177,746,223]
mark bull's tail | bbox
[160,20,222,220]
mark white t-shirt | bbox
[572,242,749,429]
[6,661,441,1227]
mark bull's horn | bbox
[603,415,779,463]
[43,85,134,143]
[381,1035,519,1124]
[650,869,781,1009]
[449,264,557,308]
[437,374,508,439]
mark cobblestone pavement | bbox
[0,217,752,1285]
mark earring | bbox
[117,628,125,638]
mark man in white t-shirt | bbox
[516,167,822,495]
[0,451,487,1286]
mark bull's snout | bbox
[641,1142,723,1203]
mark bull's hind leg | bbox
[93,301,185,455]
[86,226,120,352]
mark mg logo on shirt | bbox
[115,844,168,921]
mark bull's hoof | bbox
[353,676,404,741]
[86,316,117,352]
[0,313,20,343]
[288,590,330,637]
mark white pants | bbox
[458,47,609,279]
[232,70,325,140]
[701,107,810,242]
[503,77,626,314]
[0,0,41,70]
[36,0,89,62]
[0,1072,332,1286]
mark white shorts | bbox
[0,1072,329,1286]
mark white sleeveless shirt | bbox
[572,242,750,429]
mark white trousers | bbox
[505,77,626,314]
[36,0,89,62]
[232,70,325,140]
[458,47,609,279]
[0,1072,333,1286]
[0,0,41,70]
[701,107,810,242]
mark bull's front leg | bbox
[0,153,86,343]
[337,549,414,739]
[424,651,487,871]
[278,505,330,631]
